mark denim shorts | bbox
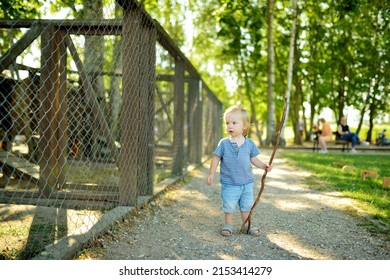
[221,182,254,213]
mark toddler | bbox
[207,105,271,236]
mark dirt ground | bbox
[75,150,389,260]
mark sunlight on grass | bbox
[281,151,390,233]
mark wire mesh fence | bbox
[0,0,222,259]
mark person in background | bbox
[318,118,332,154]
[337,116,366,153]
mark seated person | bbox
[318,118,332,154]
[337,116,359,153]
[312,124,319,141]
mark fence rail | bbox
[0,0,222,259]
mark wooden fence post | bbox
[188,78,202,165]
[119,7,142,206]
[172,59,185,175]
[138,18,156,196]
[39,24,67,196]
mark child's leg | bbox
[225,212,234,225]
[240,211,250,225]
[238,183,260,236]
[220,184,240,235]
[241,212,258,229]
[221,212,234,236]
[240,211,260,235]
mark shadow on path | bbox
[82,152,390,260]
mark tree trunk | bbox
[84,0,104,158]
[294,20,303,144]
[266,0,276,146]
[110,3,123,140]
[293,70,303,144]
[356,105,366,135]
[280,0,297,146]
[337,62,346,123]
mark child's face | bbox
[225,111,246,137]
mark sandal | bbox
[243,225,260,237]
[220,224,233,236]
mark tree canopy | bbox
[1,0,389,143]
[155,0,389,144]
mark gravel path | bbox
[76,151,389,260]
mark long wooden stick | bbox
[240,97,288,234]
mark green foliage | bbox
[143,0,389,142]
[282,151,390,233]
[2,0,389,140]
[0,0,42,19]
[210,0,268,126]
[294,0,389,140]
[0,0,43,57]
[49,0,84,18]
[143,0,186,48]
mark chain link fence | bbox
[0,0,222,259]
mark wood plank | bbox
[0,22,43,72]
[0,190,119,202]
[383,177,390,188]
[0,150,39,180]
[0,19,122,36]
[64,33,118,162]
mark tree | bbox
[210,0,267,145]
[109,2,123,140]
[266,0,276,145]
[280,0,298,146]
[143,0,186,48]
[0,0,42,79]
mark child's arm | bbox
[207,155,221,185]
[251,156,272,172]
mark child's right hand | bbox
[207,175,213,186]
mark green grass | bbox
[0,222,68,260]
[281,151,390,234]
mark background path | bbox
[77,151,389,260]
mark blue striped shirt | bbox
[213,137,260,185]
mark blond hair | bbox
[223,105,251,136]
